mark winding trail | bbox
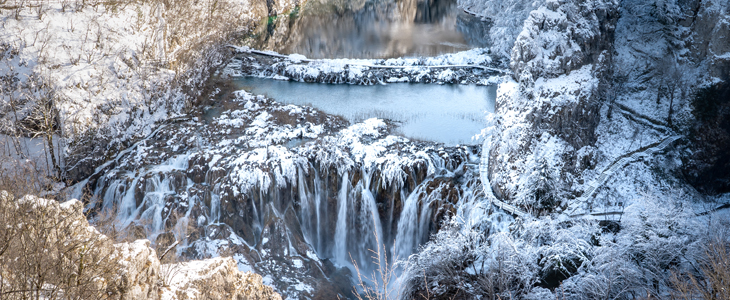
[613,102,672,133]
[567,135,682,217]
[479,135,682,220]
[479,139,530,219]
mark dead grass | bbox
[671,237,730,300]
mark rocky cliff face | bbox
[485,0,730,211]
[488,0,619,207]
[680,0,730,195]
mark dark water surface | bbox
[245,0,490,59]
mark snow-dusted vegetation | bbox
[0,0,279,180]
[2,0,730,298]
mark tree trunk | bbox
[46,132,58,178]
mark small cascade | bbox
[334,171,350,265]
[98,154,191,239]
[393,184,424,261]
[312,168,324,253]
[137,174,171,236]
[209,183,221,225]
[357,168,385,270]
[115,176,141,227]
[297,166,316,248]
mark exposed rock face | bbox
[685,0,730,78]
[488,0,619,205]
[510,0,619,83]
[683,78,730,194]
[680,1,730,194]
[162,257,282,300]
[115,240,162,300]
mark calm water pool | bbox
[233,77,495,145]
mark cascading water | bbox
[97,154,192,240]
[334,171,350,265]
[76,90,487,299]
[356,168,385,269]
[393,184,425,261]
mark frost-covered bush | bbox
[401,192,721,299]
[401,217,598,299]
[515,157,561,213]
[550,195,707,299]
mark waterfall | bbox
[358,167,384,269]
[313,168,323,253]
[393,185,422,260]
[98,154,191,237]
[139,175,167,236]
[298,166,315,247]
[85,135,471,290]
[209,183,221,224]
[116,176,141,227]
[334,171,350,265]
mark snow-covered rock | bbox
[487,0,619,208]
[161,257,281,300]
[0,192,281,300]
[227,47,504,85]
[114,240,161,300]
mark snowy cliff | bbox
[393,0,730,298]
[488,0,619,210]
[475,0,730,212]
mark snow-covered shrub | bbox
[519,218,597,289]
[670,234,730,299]
[557,194,707,299]
[515,157,561,213]
[613,194,703,296]
[401,190,720,299]
[401,219,492,299]
[401,216,599,299]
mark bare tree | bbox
[656,56,684,127]
[0,164,121,300]
[23,74,61,178]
